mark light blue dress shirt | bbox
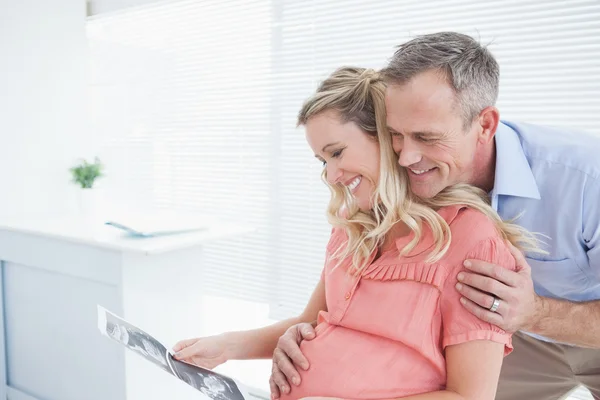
[491,121,600,342]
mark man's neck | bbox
[469,140,496,193]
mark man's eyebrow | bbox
[413,130,443,138]
[386,126,446,139]
[397,130,445,139]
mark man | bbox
[271,32,600,399]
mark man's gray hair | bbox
[382,32,499,127]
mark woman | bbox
[173,67,541,400]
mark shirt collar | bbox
[492,121,541,201]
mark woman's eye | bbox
[321,160,327,167]
[331,148,344,158]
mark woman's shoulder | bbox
[436,206,516,274]
[439,205,499,237]
[325,226,348,253]
[438,205,508,256]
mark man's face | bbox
[385,70,482,199]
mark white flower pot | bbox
[78,188,100,217]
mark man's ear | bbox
[477,106,500,144]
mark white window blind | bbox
[88,0,278,307]
[88,0,600,325]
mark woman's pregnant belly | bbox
[279,322,444,400]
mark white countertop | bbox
[0,212,255,255]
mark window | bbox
[88,3,600,394]
[89,0,600,318]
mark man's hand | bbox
[456,242,543,333]
[269,322,316,399]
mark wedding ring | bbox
[489,297,501,313]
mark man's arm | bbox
[456,247,600,348]
[530,176,600,346]
[530,297,600,347]
[457,177,600,347]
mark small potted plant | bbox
[70,157,104,215]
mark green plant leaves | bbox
[70,157,104,189]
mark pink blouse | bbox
[280,205,515,400]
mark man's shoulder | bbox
[505,120,600,181]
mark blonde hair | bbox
[298,66,542,275]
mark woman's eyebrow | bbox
[322,142,341,152]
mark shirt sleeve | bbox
[440,235,517,356]
[583,177,600,279]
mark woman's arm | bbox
[174,278,327,364]
[393,339,504,400]
[300,339,505,400]
[223,278,327,360]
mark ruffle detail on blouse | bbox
[361,261,446,288]
[325,227,348,253]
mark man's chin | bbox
[410,183,444,200]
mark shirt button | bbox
[344,292,351,300]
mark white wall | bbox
[0,0,90,219]
[88,0,177,15]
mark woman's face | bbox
[305,109,380,212]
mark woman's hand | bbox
[172,334,232,369]
[269,322,316,398]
